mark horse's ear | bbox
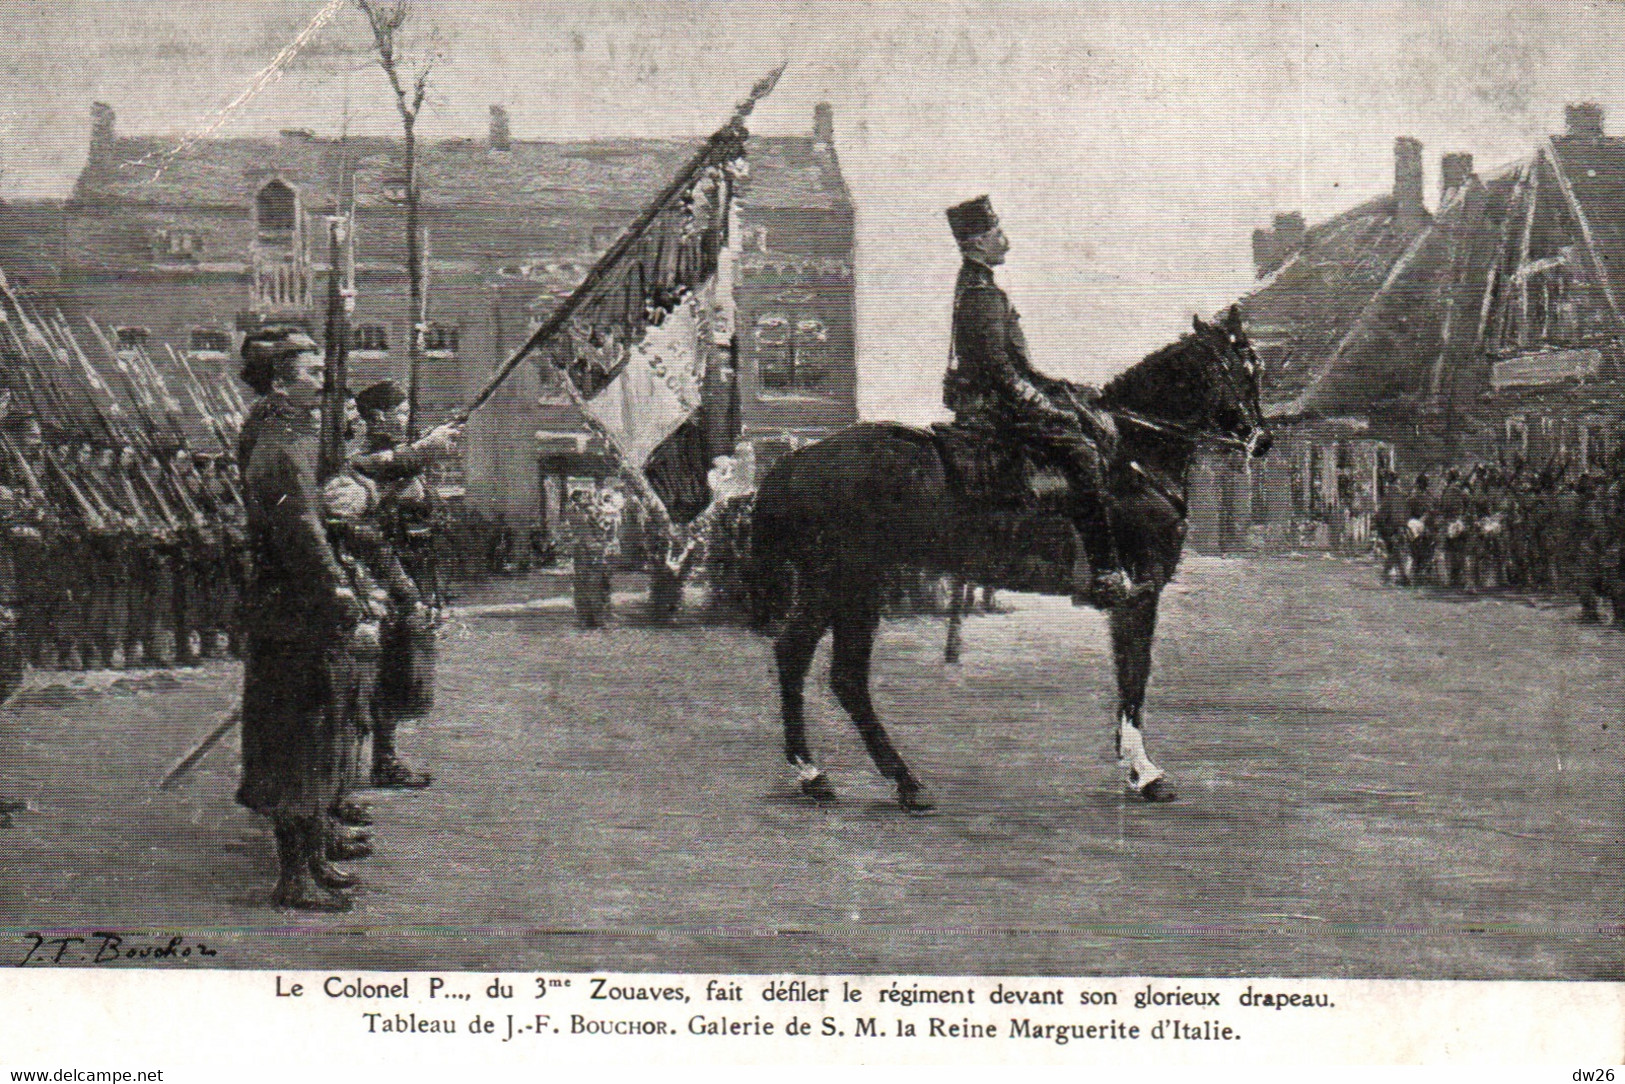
[1192,314,1207,334]
[1225,304,1244,333]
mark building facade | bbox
[16,102,857,529]
[1191,102,1625,552]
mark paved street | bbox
[1,556,1620,978]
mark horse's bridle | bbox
[1107,330,1266,455]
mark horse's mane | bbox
[1097,332,1205,410]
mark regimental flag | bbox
[572,291,708,470]
[451,66,784,536]
[531,153,742,482]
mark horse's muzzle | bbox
[1246,429,1273,458]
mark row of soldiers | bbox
[1376,450,1625,625]
[0,414,247,672]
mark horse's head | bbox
[1189,305,1272,458]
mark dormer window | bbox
[256,180,298,236]
[115,326,149,349]
[381,176,409,203]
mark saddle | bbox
[928,422,1071,512]
[927,422,1077,594]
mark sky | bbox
[1,0,1622,422]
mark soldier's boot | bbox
[370,721,432,790]
[308,819,359,892]
[270,817,350,913]
[331,797,374,827]
[326,822,374,862]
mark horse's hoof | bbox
[1137,777,1177,803]
[896,782,935,814]
[799,772,838,803]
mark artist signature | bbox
[17,931,220,966]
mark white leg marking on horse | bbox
[1118,714,1164,789]
[795,759,826,785]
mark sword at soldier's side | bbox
[159,707,241,791]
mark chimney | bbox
[90,102,115,151]
[1251,228,1279,279]
[489,105,511,152]
[1565,102,1605,140]
[812,102,835,148]
[1440,152,1474,201]
[1394,136,1424,229]
[1272,212,1305,252]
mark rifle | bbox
[168,345,238,459]
[320,215,353,481]
[85,320,167,456]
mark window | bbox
[154,228,201,260]
[351,324,389,352]
[1505,416,1529,454]
[423,323,460,355]
[115,326,149,349]
[381,177,409,203]
[756,312,830,391]
[189,329,231,354]
[256,180,297,233]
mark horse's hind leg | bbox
[830,593,932,812]
[1109,591,1175,802]
[775,591,836,801]
[944,575,968,664]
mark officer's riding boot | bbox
[308,818,359,892]
[371,721,432,789]
[1069,495,1141,610]
[271,816,350,912]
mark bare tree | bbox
[354,0,435,437]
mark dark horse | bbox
[743,306,1271,811]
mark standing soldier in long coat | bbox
[350,379,459,790]
[236,331,362,912]
[942,196,1138,607]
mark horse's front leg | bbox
[1108,590,1174,802]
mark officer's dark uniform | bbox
[943,195,1128,600]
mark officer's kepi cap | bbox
[946,195,999,245]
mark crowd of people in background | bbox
[1374,448,1625,626]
